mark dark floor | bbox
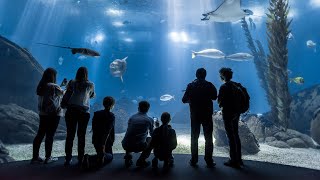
[0,154,319,180]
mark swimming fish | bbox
[160,94,175,102]
[192,49,225,59]
[306,40,317,52]
[287,32,294,40]
[37,43,100,57]
[58,56,64,65]
[110,56,128,83]
[290,77,304,85]
[225,53,253,61]
[201,0,253,22]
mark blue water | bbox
[1,0,320,117]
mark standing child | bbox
[151,112,177,169]
[89,96,115,168]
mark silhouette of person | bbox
[151,112,177,169]
[218,67,243,168]
[182,68,217,167]
[90,96,115,167]
[64,67,95,166]
[121,101,154,168]
[31,68,65,164]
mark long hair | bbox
[75,67,88,82]
[36,68,57,96]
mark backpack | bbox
[40,83,61,114]
[231,82,250,114]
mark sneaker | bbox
[136,159,151,168]
[224,160,241,169]
[125,159,133,168]
[30,157,44,164]
[44,157,58,164]
[206,161,216,168]
[152,158,158,169]
[81,154,90,169]
[64,159,72,166]
[189,159,197,167]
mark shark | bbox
[201,0,253,22]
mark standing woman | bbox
[64,67,95,166]
[31,68,65,164]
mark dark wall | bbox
[0,35,43,111]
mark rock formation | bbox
[290,84,320,134]
[244,114,318,149]
[0,140,14,163]
[212,112,260,155]
[0,104,66,144]
[0,35,43,112]
[311,108,320,145]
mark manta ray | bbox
[201,0,253,22]
[37,43,100,57]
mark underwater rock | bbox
[0,36,43,112]
[286,138,307,148]
[274,132,291,141]
[172,106,190,124]
[290,84,320,134]
[212,112,260,155]
[244,114,317,148]
[267,141,290,148]
[0,140,14,163]
[0,104,66,144]
[265,136,276,142]
[311,109,320,145]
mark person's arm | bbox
[217,85,226,108]
[211,83,218,101]
[182,84,191,103]
[90,83,95,99]
[149,119,154,135]
[54,84,64,96]
[171,129,178,150]
[91,112,98,143]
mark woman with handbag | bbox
[63,66,95,166]
[31,68,66,164]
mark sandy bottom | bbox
[6,129,320,170]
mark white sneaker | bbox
[44,157,58,164]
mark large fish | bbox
[37,43,100,57]
[225,53,253,61]
[306,40,317,52]
[110,56,128,83]
[290,77,304,85]
[201,0,253,22]
[192,49,225,59]
[160,94,175,102]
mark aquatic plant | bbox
[240,19,269,97]
[266,0,292,130]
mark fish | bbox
[192,49,225,59]
[225,53,253,61]
[37,43,100,57]
[58,56,64,65]
[132,100,138,104]
[287,32,294,40]
[137,96,144,101]
[122,20,131,25]
[201,0,252,22]
[290,77,304,85]
[109,56,128,83]
[160,94,175,102]
[306,40,317,52]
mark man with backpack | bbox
[218,67,250,168]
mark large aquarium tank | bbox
[0,0,320,170]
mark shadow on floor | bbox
[0,154,319,180]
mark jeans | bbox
[33,115,60,159]
[223,113,242,163]
[65,107,90,162]
[190,114,214,163]
[124,137,152,161]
